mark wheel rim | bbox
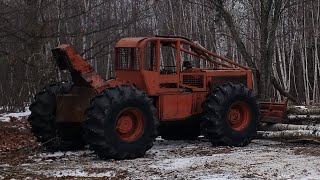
[116,107,144,142]
[227,101,250,131]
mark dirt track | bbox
[1,118,320,179]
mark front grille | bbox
[182,75,204,88]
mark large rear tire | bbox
[202,83,259,146]
[84,85,159,160]
[28,82,85,151]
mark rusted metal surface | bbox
[159,94,194,120]
[52,44,125,94]
[115,37,148,48]
[56,86,95,123]
[259,99,288,123]
[157,92,207,121]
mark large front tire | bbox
[28,82,85,151]
[202,83,259,147]
[84,85,159,160]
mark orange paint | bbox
[116,107,144,142]
[53,36,284,123]
[228,101,251,131]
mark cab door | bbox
[156,39,194,120]
[158,40,180,93]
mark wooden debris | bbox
[0,118,38,153]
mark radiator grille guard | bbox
[182,75,204,88]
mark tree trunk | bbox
[258,130,320,142]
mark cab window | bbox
[160,41,177,74]
[116,48,139,70]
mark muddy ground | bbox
[1,118,320,179]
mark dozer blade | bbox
[56,86,96,123]
[259,99,288,123]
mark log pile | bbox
[287,106,320,124]
[287,106,320,115]
[258,106,320,142]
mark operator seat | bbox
[181,61,201,73]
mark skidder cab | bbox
[28,36,284,160]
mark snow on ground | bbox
[1,139,320,179]
[1,107,320,179]
[0,108,30,122]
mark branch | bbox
[281,0,309,13]
[271,76,298,103]
[209,0,256,69]
[0,50,9,56]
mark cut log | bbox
[257,130,320,142]
[287,114,320,121]
[260,123,320,131]
[287,106,320,115]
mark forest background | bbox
[0,0,319,112]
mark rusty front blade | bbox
[259,99,288,123]
[56,86,96,123]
